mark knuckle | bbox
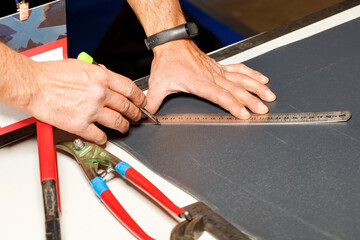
[247,97,261,107]
[211,64,224,76]
[90,85,107,102]
[256,84,269,94]
[233,87,245,97]
[93,67,108,80]
[253,70,262,77]
[119,99,131,113]
[72,120,89,133]
[237,74,247,81]
[113,114,130,133]
[262,85,270,92]
[217,89,232,102]
[83,69,108,102]
[126,85,135,96]
[128,86,145,107]
[84,67,106,83]
[126,83,138,97]
[219,89,231,98]
[113,114,125,129]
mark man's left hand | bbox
[145,40,276,119]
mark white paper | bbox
[0,47,63,128]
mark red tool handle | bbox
[125,167,185,217]
[100,189,155,240]
[37,121,61,212]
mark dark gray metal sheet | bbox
[109,18,360,239]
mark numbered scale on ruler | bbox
[136,111,351,125]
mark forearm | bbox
[127,0,276,118]
[127,0,186,37]
[0,43,38,110]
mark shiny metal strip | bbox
[136,111,351,125]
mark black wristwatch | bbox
[144,22,198,50]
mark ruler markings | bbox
[135,111,351,125]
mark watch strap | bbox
[144,22,198,50]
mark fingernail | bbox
[260,75,269,82]
[98,137,107,145]
[240,108,250,118]
[142,98,147,108]
[257,102,268,113]
[265,90,276,100]
[136,111,142,121]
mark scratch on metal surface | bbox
[202,163,235,185]
[327,125,360,144]
[228,177,340,239]
[250,194,341,240]
[263,130,288,145]
[286,61,343,86]
[287,104,302,113]
[204,162,340,239]
[189,156,203,167]
[312,62,337,74]
[113,135,340,239]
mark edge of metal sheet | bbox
[1,1,357,148]
[134,0,360,91]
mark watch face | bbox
[187,22,198,37]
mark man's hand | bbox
[127,0,276,118]
[145,40,276,118]
[0,43,146,145]
[26,59,146,144]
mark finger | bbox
[76,124,107,145]
[105,89,142,121]
[216,77,269,114]
[190,80,250,119]
[225,72,276,102]
[144,86,169,114]
[223,63,269,84]
[96,108,130,134]
[106,70,146,108]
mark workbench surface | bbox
[1,2,360,240]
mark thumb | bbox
[144,88,168,114]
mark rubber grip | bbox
[77,52,93,64]
[37,121,57,182]
[37,121,61,212]
[100,190,154,240]
[125,167,185,216]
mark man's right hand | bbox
[26,59,146,144]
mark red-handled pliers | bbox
[56,139,191,240]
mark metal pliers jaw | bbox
[56,139,118,181]
[56,139,192,240]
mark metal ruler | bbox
[137,110,351,125]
